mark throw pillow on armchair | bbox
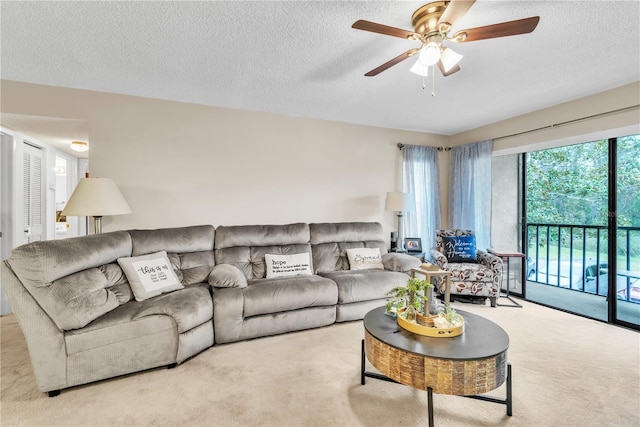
[441,235,478,263]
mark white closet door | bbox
[23,142,44,243]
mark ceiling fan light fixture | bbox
[440,47,463,72]
[409,57,429,77]
[418,41,441,66]
[70,141,89,152]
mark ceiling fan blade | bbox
[451,16,540,42]
[364,48,420,76]
[438,0,476,29]
[437,60,461,77]
[352,20,418,40]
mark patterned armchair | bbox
[430,229,502,307]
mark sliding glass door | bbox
[524,134,639,329]
[615,135,640,328]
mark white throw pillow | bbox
[264,253,312,279]
[346,247,384,270]
[117,251,184,301]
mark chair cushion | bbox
[447,262,493,282]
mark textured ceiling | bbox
[1,0,639,155]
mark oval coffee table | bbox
[361,306,511,426]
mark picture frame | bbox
[404,237,422,253]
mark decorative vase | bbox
[427,286,438,315]
[404,294,417,322]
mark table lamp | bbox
[385,192,414,252]
[62,178,132,234]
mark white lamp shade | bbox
[385,192,415,212]
[62,178,132,217]
[418,42,441,66]
[409,58,429,77]
[440,47,463,72]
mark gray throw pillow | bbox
[208,264,248,288]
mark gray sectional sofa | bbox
[1,221,419,396]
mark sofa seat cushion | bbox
[65,284,212,355]
[65,301,176,356]
[243,275,337,318]
[319,270,408,304]
[132,284,212,333]
[447,263,494,282]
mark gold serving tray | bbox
[397,310,463,338]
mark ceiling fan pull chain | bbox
[421,75,426,90]
[431,65,436,97]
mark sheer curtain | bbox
[402,144,441,252]
[448,140,493,250]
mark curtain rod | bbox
[397,143,450,151]
[493,104,640,141]
[399,104,638,149]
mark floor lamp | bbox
[62,178,132,234]
[385,192,414,253]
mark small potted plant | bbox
[385,277,433,323]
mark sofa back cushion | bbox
[7,231,133,330]
[128,225,215,285]
[214,223,312,280]
[309,222,387,273]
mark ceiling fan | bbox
[352,0,540,78]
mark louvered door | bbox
[23,142,44,243]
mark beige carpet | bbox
[1,299,639,427]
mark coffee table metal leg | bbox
[427,387,434,427]
[360,339,365,385]
[507,363,512,416]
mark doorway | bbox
[22,142,45,244]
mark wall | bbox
[491,154,520,252]
[1,80,638,237]
[0,80,448,237]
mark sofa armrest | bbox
[212,287,244,344]
[382,253,421,273]
[429,248,448,269]
[477,250,503,275]
[208,264,247,289]
[1,262,67,393]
